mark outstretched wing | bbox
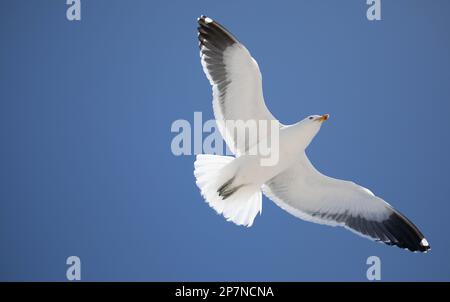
[263,153,430,252]
[197,16,279,155]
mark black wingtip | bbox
[384,211,431,253]
[345,209,431,253]
[197,15,211,25]
[196,15,239,47]
[418,237,431,253]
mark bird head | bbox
[306,114,329,123]
[298,114,330,147]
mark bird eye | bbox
[309,116,313,120]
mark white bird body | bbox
[225,122,313,188]
[194,15,430,252]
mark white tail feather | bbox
[194,154,262,227]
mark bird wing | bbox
[198,16,279,155]
[262,152,430,252]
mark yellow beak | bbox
[317,114,330,122]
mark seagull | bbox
[194,15,430,252]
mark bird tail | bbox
[194,154,262,227]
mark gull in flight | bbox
[194,15,430,252]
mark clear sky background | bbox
[0,0,449,281]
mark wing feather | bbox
[198,16,279,155]
[263,153,430,252]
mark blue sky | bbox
[0,0,449,281]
